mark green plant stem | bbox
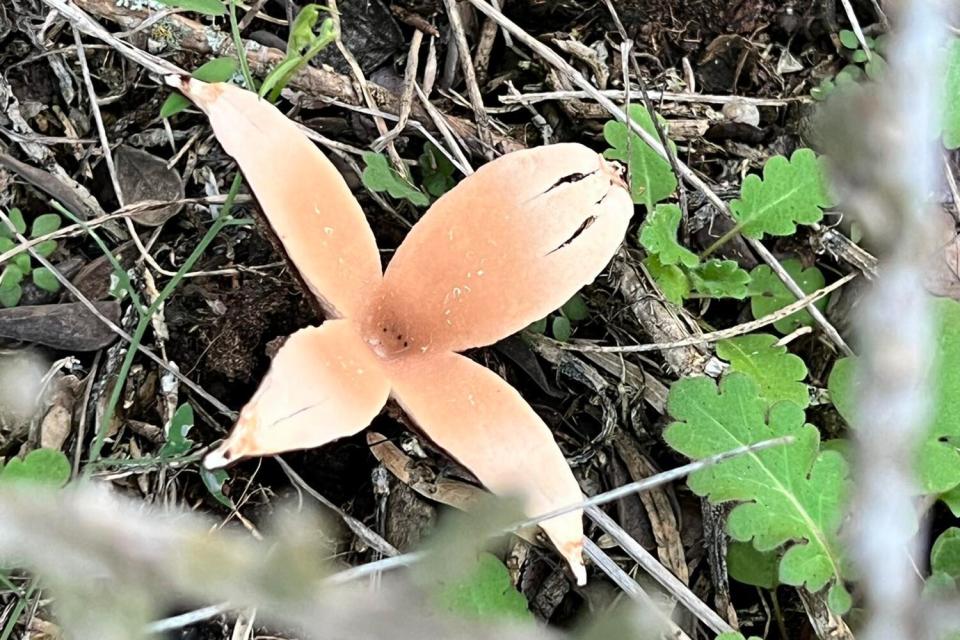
[0,578,36,640]
[83,174,243,475]
[700,221,745,259]
[228,0,256,91]
[769,588,788,640]
[266,30,337,102]
[52,203,146,315]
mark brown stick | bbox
[68,0,522,154]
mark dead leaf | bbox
[0,301,120,351]
[114,145,185,226]
[40,374,81,450]
[69,241,137,300]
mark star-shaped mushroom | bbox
[174,78,633,584]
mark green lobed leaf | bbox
[420,142,456,198]
[932,528,960,578]
[32,267,60,293]
[727,540,779,589]
[0,237,12,253]
[729,149,834,240]
[944,40,960,150]
[717,334,809,409]
[644,254,689,305]
[361,152,429,206]
[665,373,849,610]
[716,634,762,640]
[154,0,225,16]
[0,449,71,486]
[942,485,960,517]
[161,57,238,118]
[639,204,699,268]
[828,298,960,495]
[747,258,826,334]
[602,104,678,211]
[435,552,532,621]
[690,259,751,299]
[161,403,196,457]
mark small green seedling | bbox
[527,293,590,342]
[361,152,430,206]
[0,209,62,307]
[260,5,337,102]
[159,403,235,507]
[637,204,750,304]
[811,30,888,100]
[419,142,456,198]
[161,57,239,119]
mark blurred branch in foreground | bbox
[822,1,948,638]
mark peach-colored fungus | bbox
[175,77,633,585]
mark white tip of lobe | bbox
[571,561,587,587]
[203,444,232,470]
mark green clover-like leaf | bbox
[0,209,26,239]
[161,403,196,457]
[639,204,699,268]
[420,142,456,198]
[729,149,834,240]
[34,240,57,258]
[560,293,589,322]
[828,298,960,495]
[717,334,809,409]
[552,315,572,342]
[944,39,960,150]
[0,448,71,487]
[644,254,689,305]
[665,373,849,611]
[838,29,860,50]
[690,259,750,299]
[603,105,678,211]
[932,528,960,579]
[747,258,826,334]
[361,152,429,206]
[435,552,532,621]
[32,267,60,293]
[201,467,234,508]
[161,57,239,119]
[727,540,779,589]
[30,213,61,238]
